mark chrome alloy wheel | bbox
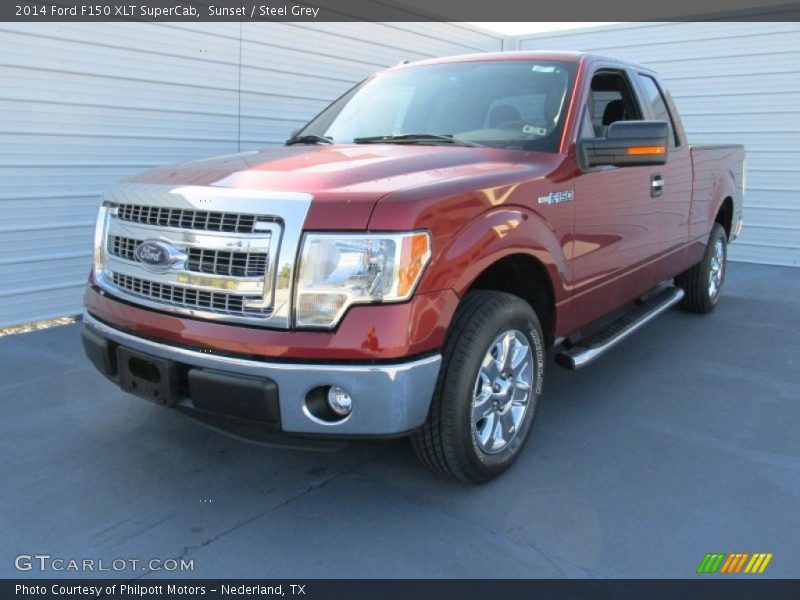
[708,238,725,300]
[471,330,535,454]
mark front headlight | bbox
[294,231,431,329]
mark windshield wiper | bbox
[353,133,481,147]
[285,134,333,146]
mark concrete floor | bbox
[1,263,798,579]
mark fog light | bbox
[327,386,352,416]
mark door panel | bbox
[570,163,662,326]
[565,67,664,332]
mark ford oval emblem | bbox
[133,240,180,272]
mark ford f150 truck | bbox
[82,51,745,482]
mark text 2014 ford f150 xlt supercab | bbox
[82,52,745,482]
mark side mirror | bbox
[579,121,669,168]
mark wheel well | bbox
[716,197,733,238]
[467,254,555,345]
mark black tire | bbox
[676,222,728,314]
[411,291,545,483]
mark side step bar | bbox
[555,286,685,370]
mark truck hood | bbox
[127,144,561,228]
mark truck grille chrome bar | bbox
[108,235,269,278]
[108,235,138,261]
[110,272,266,316]
[116,203,264,233]
[187,248,268,278]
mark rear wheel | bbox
[676,222,728,314]
[412,291,545,483]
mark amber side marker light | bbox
[627,146,666,155]
[397,233,431,297]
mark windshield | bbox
[298,60,577,152]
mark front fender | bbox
[420,206,569,303]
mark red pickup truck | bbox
[82,51,745,482]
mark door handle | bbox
[651,174,665,198]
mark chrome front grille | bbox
[99,201,280,322]
[110,272,257,315]
[94,185,313,328]
[108,235,269,278]
[116,203,261,233]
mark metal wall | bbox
[3,22,797,326]
[511,22,800,267]
[0,22,503,327]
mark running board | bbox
[555,286,685,370]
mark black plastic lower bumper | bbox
[80,325,311,446]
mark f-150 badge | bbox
[538,190,574,205]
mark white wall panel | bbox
[12,21,794,325]
[514,22,800,266]
[0,21,501,326]
[237,22,503,148]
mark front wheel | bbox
[676,222,728,314]
[412,291,545,483]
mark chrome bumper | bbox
[83,312,440,436]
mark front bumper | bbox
[82,312,441,438]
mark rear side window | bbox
[637,74,680,147]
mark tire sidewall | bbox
[446,298,545,479]
[702,224,728,308]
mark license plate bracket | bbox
[117,347,179,407]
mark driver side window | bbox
[585,70,643,139]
